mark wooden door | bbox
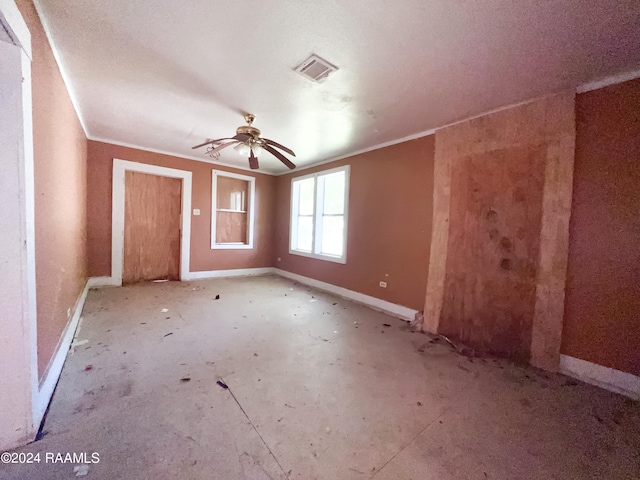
[123,171,182,283]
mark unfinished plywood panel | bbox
[441,147,545,360]
[423,139,451,333]
[215,176,249,245]
[123,171,181,283]
[215,211,247,244]
[530,94,577,370]
[425,92,575,369]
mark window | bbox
[290,165,349,263]
[211,170,255,249]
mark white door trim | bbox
[0,0,39,449]
[111,159,192,285]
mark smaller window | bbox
[290,165,350,263]
[211,170,255,249]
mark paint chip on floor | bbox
[161,308,169,313]
[73,464,89,476]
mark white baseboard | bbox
[272,268,418,321]
[34,278,90,426]
[87,276,120,287]
[559,355,640,400]
[183,267,275,280]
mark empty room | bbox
[1,0,639,479]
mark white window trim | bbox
[289,165,350,264]
[211,169,255,249]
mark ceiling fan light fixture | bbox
[252,144,263,157]
[234,142,250,156]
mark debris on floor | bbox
[73,464,90,477]
[72,339,89,348]
[216,380,229,389]
[410,310,425,332]
[180,377,191,383]
[84,365,93,371]
[164,332,173,337]
[152,279,169,283]
[215,294,220,300]
[161,308,169,313]
[383,323,391,327]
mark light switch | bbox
[193,209,200,216]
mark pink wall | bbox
[87,141,276,276]
[562,79,640,375]
[16,0,88,379]
[273,136,435,311]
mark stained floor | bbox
[2,275,639,479]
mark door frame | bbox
[111,159,192,285]
[0,0,39,448]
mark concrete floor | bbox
[2,275,639,480]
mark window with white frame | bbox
[290,165,349,263]
[211,170,255,249]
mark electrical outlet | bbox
[193,209,200,216]
[379,281,387,288]
[277,257,281,262]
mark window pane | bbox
[321,215,343,256]
[296,216,313,251]
[322,171,345,215]
[217,176,248,211]
[298,178,315,216]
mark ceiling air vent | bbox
[294,54,338,82]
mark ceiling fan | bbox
[192,114,296,170]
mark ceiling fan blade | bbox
[233,133,251,142]
[263,144,296,169]
[248,149,259,169]
[192,137,237,149]
[262,138,296,157]
[209,141,238,154]
[192,139,215,149]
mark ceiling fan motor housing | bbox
[236,125,261,138]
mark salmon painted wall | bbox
[87,141,275,276]
[273,136,434,311]
[562,78,640,376]
[15,0,88,379]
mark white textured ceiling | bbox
[36,0,640,174]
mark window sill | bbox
[217,209,246,213]
[289,249,346,264]
[212,243,253,250]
